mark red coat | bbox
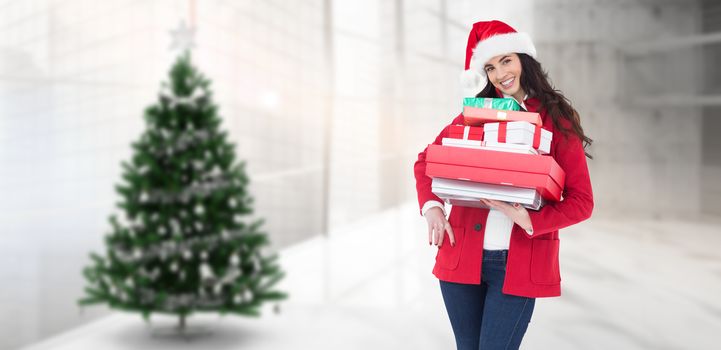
[413,97,594,298]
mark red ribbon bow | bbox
[497,122,541,149]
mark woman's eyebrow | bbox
[485,55,511,69]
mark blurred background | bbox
[1,0,720,349]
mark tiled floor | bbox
[16,202,721,349]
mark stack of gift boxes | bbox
[425,97,565,211]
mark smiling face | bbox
[483,53,525,100]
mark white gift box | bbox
[441,137,483,149]
[441,138,539,154]
[477,142,539,155]
[484,121,552,154]
[431,177,545,210]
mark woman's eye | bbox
[503,59,511,64]
[485,67,494,72]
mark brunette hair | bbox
[476,53,593,159]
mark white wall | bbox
[533,0,703,219]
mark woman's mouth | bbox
[500,77,515,89]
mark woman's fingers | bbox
[445,223,455,247]
[432,222,443,246]
[433,221,456,248]
[480,198,493,208]
[436,223,445,247]
[481,198,515,212]
[511,202,525,212]
[427,217,455,248]
[487,200,501,210]
[426,212,441,245]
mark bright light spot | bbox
[259,90,279,110]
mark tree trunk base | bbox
[149,316,213,342]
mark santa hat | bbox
[460,20,537,98]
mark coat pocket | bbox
[530,238,561,284]
[435,227,465,270]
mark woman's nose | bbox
[493,67,507,82]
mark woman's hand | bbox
[480,199,533,233]
[424,207,455,247]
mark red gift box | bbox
[463,106,542,127]
[448,125,484,141]
[425,144,565,201]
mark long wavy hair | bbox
[476,53,593,159]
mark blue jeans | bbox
[439,249,535,350]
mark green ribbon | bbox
[463,97,521,111]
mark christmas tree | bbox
[78,51,287,331]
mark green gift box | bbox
[463,97,521,111]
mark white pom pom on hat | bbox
[460,20,537,98]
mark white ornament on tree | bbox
[229,253,240,266]
[171,218,181,234]
[194,204,205,215]
[199,262,214,279]
[210,165,222,177]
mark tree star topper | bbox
[169,20,196,51]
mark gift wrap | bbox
[425,144,565,201]
[442,137,539,154]
[463,106,542,127]
[448,125,484,141]
[432,177,545,210]
[463,97,521,111]
[442,137,484,149]
[484,121,552,154]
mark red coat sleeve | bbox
[527,127,594,237]
[413,114,464,216]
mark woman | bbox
[413,20,594,349]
